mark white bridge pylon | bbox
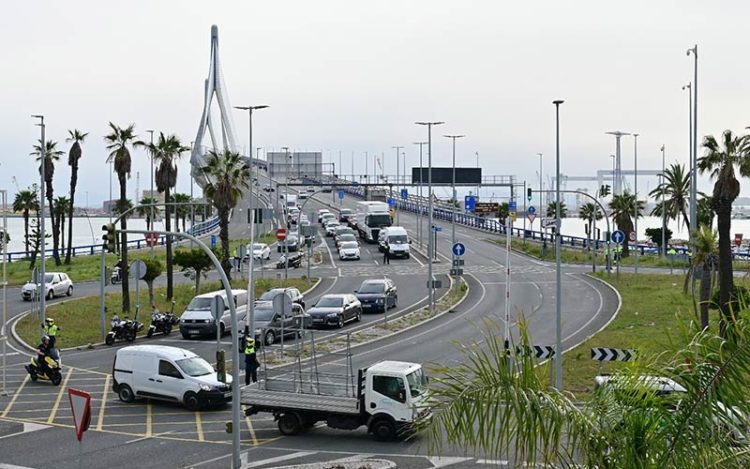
[190,25,240,189]
[553,169,663,195]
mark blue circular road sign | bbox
[452,242,466,257]
[527,206,536,215]
[338,190,345,200]
[611,230,625,245]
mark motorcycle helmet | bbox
[45,317,55,325]
[112,315,120,322]
[41,335,50,347]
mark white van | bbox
[179,289,248,339]
[378,226,411,259]
[112,345,231,410]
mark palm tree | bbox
[203,149,250,279]
[649,163,692,231]
[104,122,138,314]
[173,193,192,232]
[54,196,70,251]
[696,196,714,230]
[137,197,157,230]
[546,201,567,218]
[684,226,718,330]
[142,133,189,300]
[578,202,603,250]
[609,190,644,257]
[13,189,39,257]
[65,129,87,265]
[31,139,64,265]
[697,129,750,336]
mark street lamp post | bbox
[605,131,631,196]
[416,122,444,315]
[661,145,667,256]
[444,134,465,281]
[687,45,698,247]
[393,146,403,224]
[414,142,427,249]
[633,133,639,274]
[146,129,155,258]
[538,153,543,231]
[682,82,693,234]
[553,100,564,391]
[282,146,290,280]
[32,115,47,329]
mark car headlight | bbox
[327,313,338,317]
[199,384,212,392]
[377,298,385,304]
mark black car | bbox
[277,235,300,252]
[355,278,398,313]
[307,294,362,328]
[339,208,353,223]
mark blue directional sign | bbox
[464,195,477,212]
[611,230,625,245]
[452,242,466,257]
[387,197,396,208]
[432,225,443,232]
[527,206,536,215]
[210,234,217,249]
[338,190,345,200]
[509,200,517,211]
[400,188,408,200]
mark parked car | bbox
[317,209,331,222]
[355,278,398,313]
[247,301,305,346]
[179,289,248,338]
[339,241,361,261]
[339,208,353,223]
[336,233,358,250]
[112,345,231,411]
[325,221,341,237]
[22,272,73,301]
[246,243,271,261]
[257,287,306,309]
[307,294,362,328]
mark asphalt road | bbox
[0,172,619,469]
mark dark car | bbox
[277,234,300,252]
[339,208,353,223]
[307,294,362,328]
[248,301,306,346]
[355,278,398,313]
[257,287,305,309]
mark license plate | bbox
[313,318,324,322]
[189,329,199,334]
[363,304,371,308]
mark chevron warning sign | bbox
[515,345,556,360]
[591,347,635,362]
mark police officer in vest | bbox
[42,317,61,348]
[244,337,259,385]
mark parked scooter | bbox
[111,266,122,285]
[25,348,62,385]
[106,315,143,345]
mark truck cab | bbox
[363,361,429,438]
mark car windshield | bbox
[341,242,358,249]
[406,368,428,397]
[327,223,340,228]
[341,209,352,215]
[340,234,356,241]
[359,282,384,294]
[316,297,343,308]
[286,236,298,243]
[389,235,408,244]
[258,290,280,301]
[252,244,266,250]
[366,214,392,227]
[186,297,213,311]
[43,274,54,283]
[176,357,214,377]
[253,308,276,321]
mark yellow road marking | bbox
[245,416,258,446]
[67,366,110,376]
[47,370,73,424]
[146,400,152,437]
[195,411,205,441]
[1,375,30,418]
[96,375,111,431]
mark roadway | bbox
[0,171,618,469]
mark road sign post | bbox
[611,230,625,277]
[452,241,466,277]
[211,295,225,358]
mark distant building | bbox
[140,190,165,204]
[102,199,118,214]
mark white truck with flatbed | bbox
[353,201,392,243]
[241,360,429,440]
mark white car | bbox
[317,209,331,222]
[325,220,341,237]
[247,243,271,261]
[22,272,73,301]
[298,191,308,200]
[339,241,361,261]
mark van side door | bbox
[145,359,185,401]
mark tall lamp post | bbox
[235,105,268,342]
[682,82,693,235]
[414,142,428,249]
[32,115,47,328]
[633,133,639,274]
[537,153,543,230]
[146,129,155,258]
[444,134,465,281]
[281,146,290,280]
[393,146,403,224]
[553,100,564,391]
[660,145,667,256]
[416,121,444,315]
[605,131,631,196]
[687,45,698,248]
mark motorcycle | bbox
[106,316,144,345]
[111,266,122,285]
[147,310,178,337]
[25,348,62,385]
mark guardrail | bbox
[4,216,221,262]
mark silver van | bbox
[179,289,248,339]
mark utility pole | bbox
[32,115,47,330]
[414,142,427,249]
[553,100,564,390]
[444,134,465,282]
[393,146,403,224]
[146,129,155,258]
[633,133,639,274]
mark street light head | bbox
[660,145,665,152]
[253,105,269,110]
[553,100,564,105]
[606,131,631,137]
[234,106,251,111]
[415,121,444,126]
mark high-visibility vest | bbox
[668,249,677,256]
[44,324,59,336]
[244,339,255,355]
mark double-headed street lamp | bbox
[393,145,403,224]
[444,134,465,281]
[32,114,47,328]
[553,99,564,391]
[687,45,698,247]
[416,121,444,314]
[146,129,155,258]
[414,142,428,249]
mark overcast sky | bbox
[2,0,749,206]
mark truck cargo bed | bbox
[241,384,360,416]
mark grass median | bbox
[16,275,316,349]
[4,232,278,287]
[562,272,748,397]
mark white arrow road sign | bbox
[591,347,635,362]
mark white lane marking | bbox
[322,233,337,269]
[241,451,317,468]
[0,422,50,441]
[476,459,509,466]
[124,430,175,444]
[427,456,474,467]
[560,273,606,345]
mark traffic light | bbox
[527,187,533,201]
[102,223,117,253]
[216,350,226,383]
[599,184,611,198]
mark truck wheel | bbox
[278,413,302,436]
[118,384,135,403]
[371,417,397,441]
